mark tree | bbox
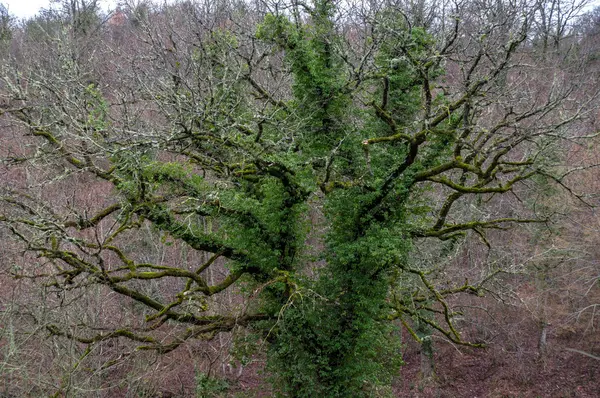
[52,0,103,35]
[532,0,590,53]
[0,0,597,396]
[0,3,13,42]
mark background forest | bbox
[0,0,599,397]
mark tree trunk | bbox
[538,320,549,360]
[420,335,435,381]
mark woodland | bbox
[0,0,599,396]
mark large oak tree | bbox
[0,0,597,395]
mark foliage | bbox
[195,371,230,398]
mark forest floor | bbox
[393,333,599,397]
